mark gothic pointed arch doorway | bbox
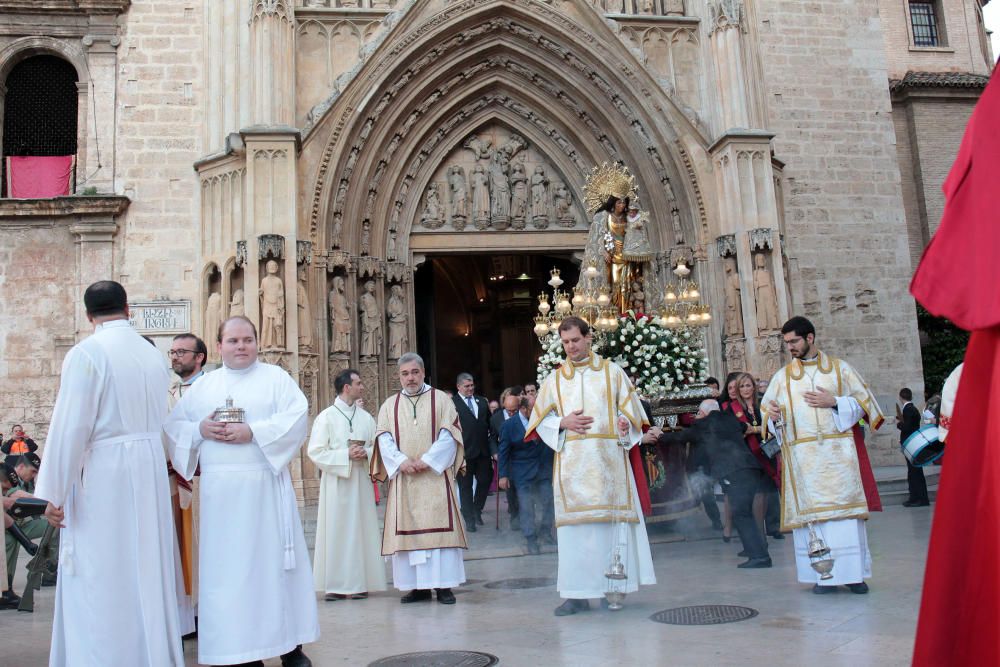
[412,252,578,399]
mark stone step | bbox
[874,465,939,505]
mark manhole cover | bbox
[650,605,758,625]
[483,577,556,590]
[368,650,499,666]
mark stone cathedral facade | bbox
[0,0,991,501]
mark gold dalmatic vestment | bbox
[527,354,648,527]
[372,388,466,555]
[762,351,885,530]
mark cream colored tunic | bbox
[308,398,387,595]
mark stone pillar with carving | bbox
[356,257,384,418]
[708,0,766,133]
[710,132,789,378]
[249,0,295,127]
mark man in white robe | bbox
[308,368,386,600]
[33,280,184,666]
[526,317,656,616]
[763,316,884,594]
[372,352,467,605]
[164,316,318,666]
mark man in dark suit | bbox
[453,373,493,531]
[898,387,929,507]
[498,397,554,554]
[489,387,523,530]
[658,399,771,568]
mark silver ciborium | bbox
[604,550,627,611]
[213,396,245,423]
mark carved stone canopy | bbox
[258,234,285,260]
[748,227,774,251]
[716,233,736,258]
[297,240,313,265]
[236,240,248,267]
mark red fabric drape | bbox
[911,70,1000,666]
[5,155,74,198]
[851,424,882,512]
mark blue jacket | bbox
[498,412,553,484]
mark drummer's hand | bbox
[222,422,253,444]
[44,503,65,529]
[560,410,593,434]
[765,400,781,422]
[200,417,228,441]
[803,387,837,409]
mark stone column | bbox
[70,219,118,339]
[74,81,88,191]
[708,0,767,134]
[249,0,296,127]
[710,131,789,377]
[81,33,120,193]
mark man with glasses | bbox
[762,316,884,595]
[166,333,207,640]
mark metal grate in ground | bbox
[650,604,758,625]
[368,650,500,666]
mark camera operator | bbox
[2,425,38,456]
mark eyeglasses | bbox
[168,349,197,358]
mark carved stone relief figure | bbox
[229,288,245,317]
[448,166,467,226]
[205,291,222,361]
[329,276,351,353]
[359,280,382,357]
[753,251,780,333]
[422,182,444,229]
[724,257,744,338]
[553,180,574,227]
[361,220,372,255]
[488,150,512,228]
[259,259,285,349]
[510,162,528,229]
[297,267,313,349]
[530,165,550,229]
[671,208,685,245]
[386,284,408,360]
[629,280,645,313]
[387,230,398,261]
[331,213,344,248]
[471,165,491,230]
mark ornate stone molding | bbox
[296,240,313,265]
[716,234,736,258]
[748,227,773,251]
[236,240,248,267]
[0,195,128,221]
[0,0,130,14]
[252,0,292,20]
[258,234,285,260]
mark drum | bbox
[902,424,944,466]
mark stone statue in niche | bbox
[753,251,781,333]
[259,260,285,349]
[386,284,408,360]
[671,208,685,245]
[361,220,372,256]
[229,288,245,317]
[724,258,744,338]
[448,166,467,226]
[471,165,491,230]
[638,0,656,13]
[553,180,574,227]
[510,162,528,229]
[297,267,313,349]
[359,280,382,357]
[530,165,550,229]
[489,150,512,229]
[422,182,444,229]
[387,230,398,261]
[464,134,492,160]
[328,276,351,353]
[331,213,344,249]
[205,291,222,360]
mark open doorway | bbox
[413,253,579,401]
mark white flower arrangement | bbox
[535,312,708,397]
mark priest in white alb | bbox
[164,316,318,666]
[526,316,656,616]
[762,316,884,594]
[308,368,387,600]
[33,280,184,666]
[371,352,467,605]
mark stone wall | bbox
[757,0,925,463]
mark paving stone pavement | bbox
[2,486,933,667]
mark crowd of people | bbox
[2,280,933,666]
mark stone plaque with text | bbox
[129,301,191,334]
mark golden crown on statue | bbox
[583,162,639,213]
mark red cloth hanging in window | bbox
[5,155,75,198]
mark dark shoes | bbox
[812,582,869,594]
[812,584,836,594]
[465,517,477,533]
[324,593,347,601]
[722,535,732,543]
[554,599,591,616]
[737,557,772,569]
[769,532,786,540]
[475,513,485,526]
[280,646,312,667]
[526,540,541,555]
[845,582,869,594]
[0,590,20,610]
[435,588,456,604]
[400,589,432,604]
[903,500,930,507]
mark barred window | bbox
[910,1,940,47]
